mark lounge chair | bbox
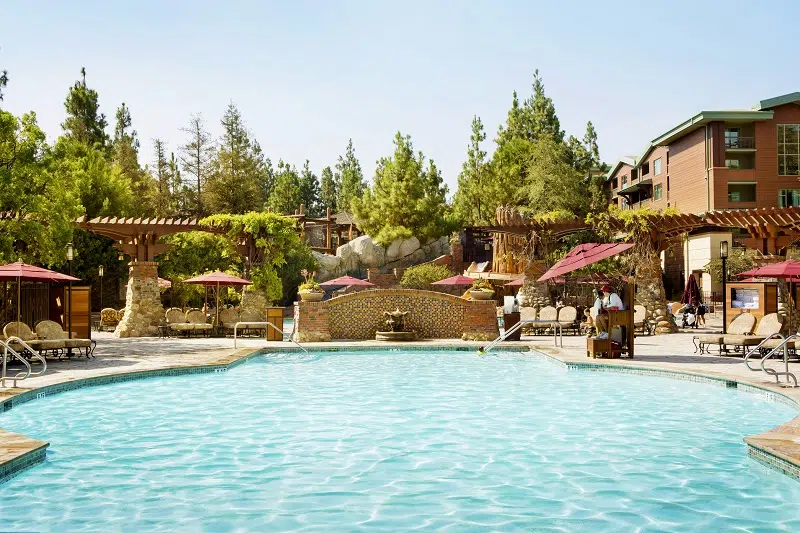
[100,308,120,331]
[723,313,780,355]
[218,308,240,335]
[695,313,756,354]
[532,306,558,335]
[556,306,578,335]
[35,320,95,358]
[185,309,213,336]
[3,321,63,357]
[166,308,194,336]
[633,305,651,336]
[238,310,267,336]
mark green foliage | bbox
[518,137,591,217]
[298,160,321,215]
[69,230,128,310]
[399,264,452,289]
[267,160,302,214]
[336,139,365,213]
[352,132,455,246]
[179,114,215,217]
[157,231,237,280]
[201,212,317,303]
[204,103,264,214]
[112,103,157,216]
[452,116,490,225]
[704,249,755,283]
[0,70,7,101]
[319,166,338,214]
[61,68,109,150]
[470,278,494,292]
[0,110,82,265]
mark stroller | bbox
[679,303,698,329]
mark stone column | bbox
[241,286,269,319]
[776,280,799,334]
[294,301,331,342]
[520,260,550,311]
[115,261,164,338]
[449,234,464,274]
[635,251,677,334]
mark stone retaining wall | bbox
[294,289,498,341]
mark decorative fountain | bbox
[375,308,417,341]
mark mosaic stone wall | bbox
[294,289,498,341]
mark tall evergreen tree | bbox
[452,116,489,225]
[335,139,365,213]
[152,138,171,216]
[352,132,451,245]
[267,160,302,214]
[61,67,109,149]
[168,152,187,215]
[251,140,274,208]
[319,166,338,214]
[0,70,8,101]
[112,102,156,215]
[179,113,215,217]
[298,160,321,216]
[204,103,261,214]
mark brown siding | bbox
[666,128,708,213]
[642,146,669,210]
[608,163,634,208]
[753,104,800,207]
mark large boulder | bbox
[350,235,384,267]
[314,251,342,281]
[398,237,420,258]
[336,242,359,272]
[386,239,404,261]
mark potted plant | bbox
[298,269,324,302]
[469,278,495,300]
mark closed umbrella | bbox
[183,272,252,326]
[0,262,81,325]
[680,275,702,304]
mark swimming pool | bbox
[1,349,799,532]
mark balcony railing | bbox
[725,137,755,149]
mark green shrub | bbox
[470,278,494,292]
[399,264,452,289]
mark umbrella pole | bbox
[17,275,21,325]
[215,281,220,327]
[204,286,208,317]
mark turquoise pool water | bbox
[1,350,799,532]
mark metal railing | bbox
[724,137,755,149]
[233,321,307,353]
[743,333,797,387]
[481,320,562,353]
[1,337,47,388]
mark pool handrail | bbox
[743,332,797,387]
[481,319,562,353]
[1,336,47,388]
[233,321,307,353]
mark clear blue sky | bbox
[2,0,799,194]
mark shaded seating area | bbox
[722,313,782,355]
[165,308,213,337]
[2,321,96,360]
[35,320,96,358]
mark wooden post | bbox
[326,207,332,252]
[299,203,305,216]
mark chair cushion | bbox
[64,339,92,349]
[696,335,723,344]
[723,334,764,346]
[36,339,66,350]
[761,338,796,350]
[171,323,194,331]
[192,324,213,331]
[727,313,757,335]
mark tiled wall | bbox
[294,289,498,341]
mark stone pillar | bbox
[294,301,331,342]
[520,260,550,311]
[461,300,500,341]
[241,286,269,319]
[449,234,464,274]
[776,280,799,334]
[115,261,164,338]
[635,251,677,334]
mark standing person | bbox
[695,299,706,327]
[594,284,624,339]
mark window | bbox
[654,184,663,200]
[726,159,740,169]
[653,158,663,175]
[778,124,800,175]
[728,182,756,203]
[621,175,628,186]
[725,128,740,149]
[640,163,650,175]
[779,189,800,207]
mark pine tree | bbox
[112,102,156,215]
[452,116,489,225]
[168,152,186,215]
[252,140,274,208]
[152,138,171,216]
[179,114,215,217]
[61,67,109,149]
[319,166,338,214]
[204,103,261,214]
[267,160,302,214]
[0,70,8,101]
[335,139,365,213]
[298,160,321,216]
[352,132,451,245]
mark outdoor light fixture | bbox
[720,240,729,334]
[66,242,74,262]
[99,265,104,311]
[66,242,74,337]
[98,265,104,277]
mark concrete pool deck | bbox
[2,321,800,482]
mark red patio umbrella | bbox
[503,276,526,287]
[157,277,172,289]
[183,271,252,325]
[537,243,635,282]
[0,262,81,324]
[432,275,477,286]
[737,261,800,330]
[680,274,702,304]
[320,275,375,287]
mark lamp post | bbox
[720,240,729,334]
[98,265,104,312]
[66,242,74,337]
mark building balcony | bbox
[724,137,755,150]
